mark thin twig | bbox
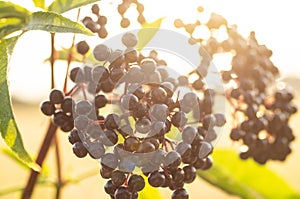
[21,122,58,199]
[54,134,63,199]
[63,8,81,93]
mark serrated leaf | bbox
[139,175,163,199]
[48,0,99,14]
[32,0,45,9]
[135,17,165,51]
[0,1,31,19]
[24,11,93,35]
[198,149,300,199]
[0,37,40,172]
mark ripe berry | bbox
[183,165,196,183]
[148,171,165,187]
[150,87,168,104]
[171,111,188,127]
[68,129,81,144]
[122,32,138,47]
[135,117,151,134]
[95,94,108,108]
[93,44,111,61]
[40,101,55,116]
[72,142,88,158]
[69,67,84,83]
[101,130,118,146]
[128,174,145,192]
[104,180,117,195]
[171,188,189,199]
[101,153,118,170]
[91,4,100,15]
[49,89,64,104]
[75,100,93,115]
[114,187,132,199]
[111,170,126,187]
[97,15,107,25]
[98,27,108,39]
[76,40,90,55]
[104,114,121,130]
[121,18,130,28]
[121,94,139,110]
[88,141,105,159]
[61,97,74,113]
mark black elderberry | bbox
[121,94,139,110]
[171,188,189,199]
[100,166,113,179]
[135,117,151,134]
[104,180,117,195]
[104,114,121,130]
[68,129,81,144]
[95,94,108,108]
[171,111,187,128]
[61,97,74,113]
[49,89,64,104]
[72,141,88,158]
[121,18,130,28]
[114,187,132,199]
[148,171,165,187]
[183,165,196,183]
[101,130,118,146]
[128,174,145,192]
[75,100,92,115]
[40,101,55,116]
[150,87,168,104]
[76,40,90,55]
[101,153,118,170]
[111,170,126,187]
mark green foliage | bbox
[48,0,100,14]
[25,11,93,35]
[0,37,40,172]
[32,0,45,9]
[139,175,163,199]
[0,1,31,19]
[136,17,165,50]
[198,149,300,199]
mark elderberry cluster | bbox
[175,7,297,164]
[117,0,146,28]
[40,89,75,132]
[82,4,108,39]
[41,31,226,199]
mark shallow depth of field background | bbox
[1,0,300,198]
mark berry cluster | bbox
[82,4,108,39]
[40,89,75,132]
[117,0,146,28]
[41,32,226,198]
[175,8,297,164]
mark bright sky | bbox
[7,0,300,103]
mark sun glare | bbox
[7,0,300,103]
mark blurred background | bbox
[1,0,300,198]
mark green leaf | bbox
[135,17,165,51]
[139,175,163,199]
[25,11,93,35]
[32,0,45,9]
[48,0,99,14]
[0,23,24,39]
[198,149,300,199]
[0,37,40,172]
[1,147,30,170]
[0,1,31,19]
